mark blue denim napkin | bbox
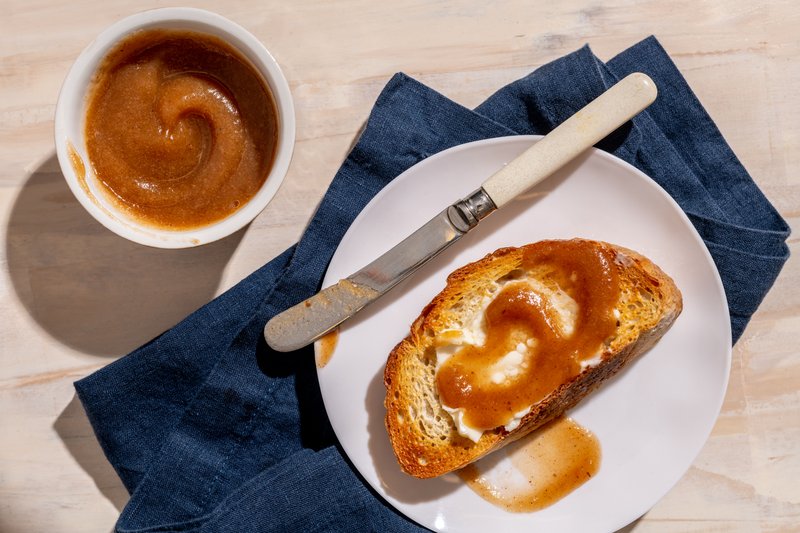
[76,37,789,532]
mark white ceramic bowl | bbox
[54,8,295,248]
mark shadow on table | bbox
[5,152,244,357]
[54,394,129,513]
[616,518,643,532]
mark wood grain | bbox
[1,1,797,531]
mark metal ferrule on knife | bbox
[447,187,497,233]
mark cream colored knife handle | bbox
[481,72,657,208]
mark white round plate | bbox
[316,136,731,532]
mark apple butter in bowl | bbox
[55,8,295,247]
[86,29,279,230]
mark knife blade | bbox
[264,72,657,352]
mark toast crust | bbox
[383,239,682,478]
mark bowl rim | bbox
[54,7,295,248]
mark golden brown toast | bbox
[384,239,682,478]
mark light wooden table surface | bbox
[1,1,798,531]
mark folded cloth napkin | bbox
[76,36,789,532]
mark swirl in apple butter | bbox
[85,29,279,229]
[436,240,621,430]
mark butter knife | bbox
[265,72,657,352]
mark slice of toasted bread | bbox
[384,239,682,479]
